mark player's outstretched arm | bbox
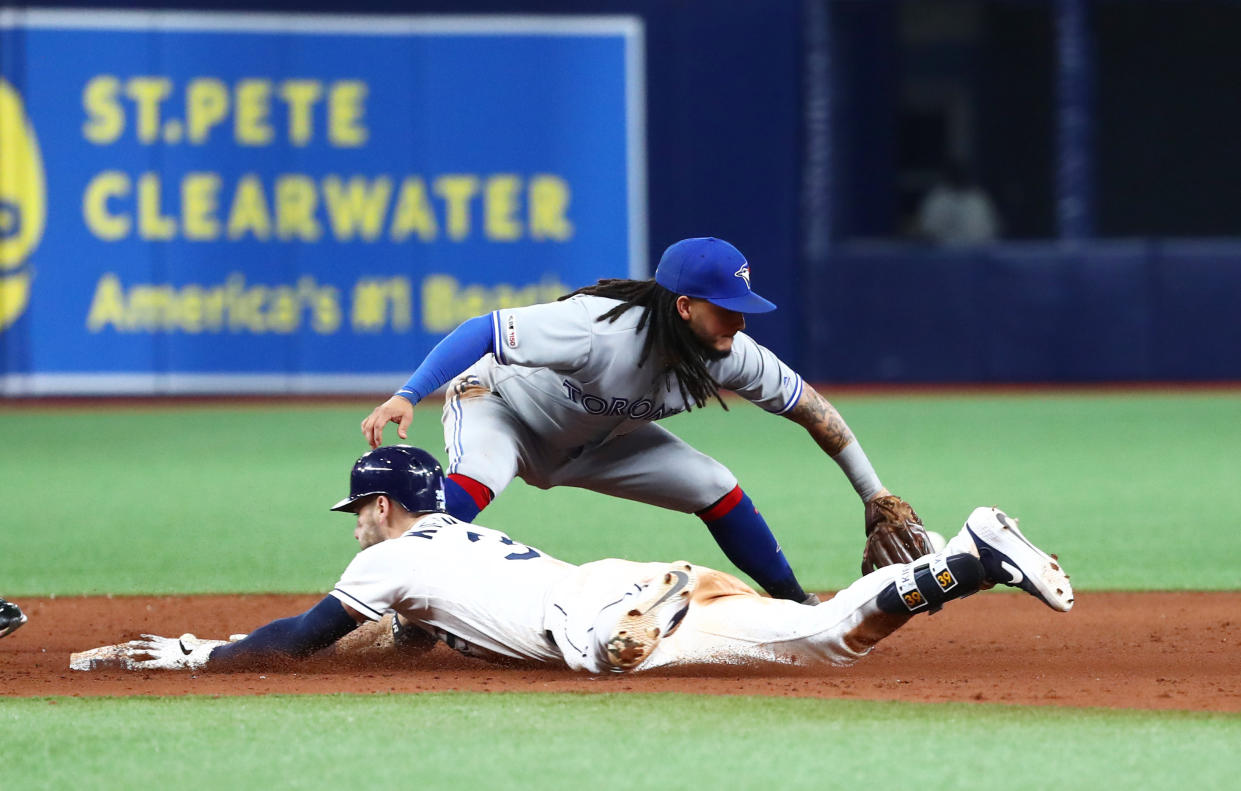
[206,595,363,667]
[109,596,362,671]
[783,386,932,570]
[782,385,890,503]
[361,313,496,448]
[783,384,855,455]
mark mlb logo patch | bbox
[505,315,519,348]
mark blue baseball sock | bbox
[699,487,809,602]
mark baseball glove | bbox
[862,495,935,574]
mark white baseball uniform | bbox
[328,513,918,674]
[442,294,805,512]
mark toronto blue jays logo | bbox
[734,263,752,289]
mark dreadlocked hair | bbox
[560,279,727,410]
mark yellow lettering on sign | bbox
[80,75,375,147]
[179,285,205,332]
[86,272,127,330]
[82,171,131,241]
[227,274,265,331]
[351,276,412,332]
[85,272,345,335]
[78,171,576,244]
[227,174,272,240]
[434,175,480,241]
[280,80,322,146]
[82,76,124,144]
[182,172,221,240]
[137,173,175,240]
[186,78,230,144]
[124,77,172,144]
[529,174,574,241]
[267,285,300,333]
[128,283,178,328]
[302,275,342,334]
[328,81,368,147]
[390,177,438,242]
[235,79,274,146]
[485,175,522,241]
[420,274,569,332]
[322,176,392,242]
[275,175,321,241]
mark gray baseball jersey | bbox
[442,295,805,511]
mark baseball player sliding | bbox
[72,446,1073,675]
[361,237,933,607]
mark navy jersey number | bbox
[409,526,541,560]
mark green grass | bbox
[2,390,1239,595]
[2,693,1237,790]
[3,393,1238,788]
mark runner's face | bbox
[353,497,388,549]
[680,297,746,357]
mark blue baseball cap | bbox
[654,237,777,313]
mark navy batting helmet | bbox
[330,445,446,514]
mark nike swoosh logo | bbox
[1000,561,1024,585]
[179,638,193,655]
[645,570,691,612]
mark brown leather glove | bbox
[862,495,935,574]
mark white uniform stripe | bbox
[775,375,804,415]
[330,588,383,621]
[448,389,465,474]
[491,311,507,364]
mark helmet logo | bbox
[734,263,752,290]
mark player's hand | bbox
[390,613,438,656]
[121,633,226,670]
[362,396,415,449]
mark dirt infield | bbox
[3,591,1238,711]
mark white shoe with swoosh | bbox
[961,507,1074,612]
[601,562,697,671]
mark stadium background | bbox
[3,2,1240,788]
[5,0,1238,392]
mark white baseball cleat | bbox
[960,507,1074,612]
[601,562,697,671]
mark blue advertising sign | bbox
[0,9,646,394]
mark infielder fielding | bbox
[71,446,1073,675]
[361,237,933,606]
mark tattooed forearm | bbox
[784,386,855,456]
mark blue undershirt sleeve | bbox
[208,595,360,664]
[395,314,495,405]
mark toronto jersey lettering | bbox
[475,295,804,451]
